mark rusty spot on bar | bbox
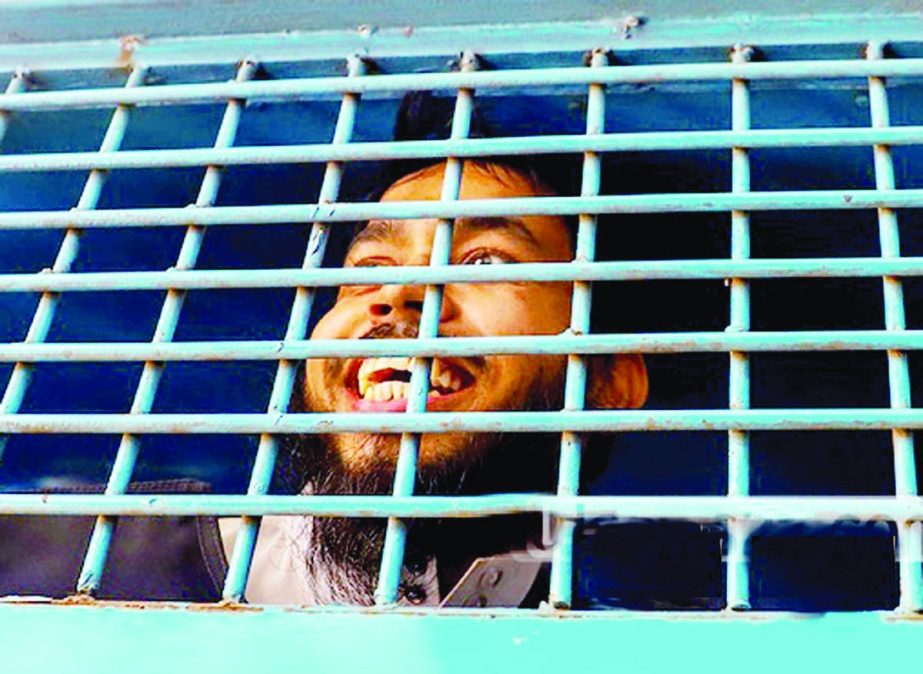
[117,35,144,71]
[187,599,263,613]
[58,594,99,606]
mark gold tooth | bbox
[358,358,375,396]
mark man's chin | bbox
[327,431,497,488]
[335,433,402,477]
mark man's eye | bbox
[461,250,509,265]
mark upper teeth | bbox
[357,357,463,401]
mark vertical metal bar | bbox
[76,60,260,595]
[866,41,922,613]
[222,55,366,602]
[548,49,608,610]
[0,66,147,461]
[726,44,754,611]
[374,52,479,606]
[0,69,30,144]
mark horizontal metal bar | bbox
[2,190,923,230]
[5,59,923,111]
[2,331,921,362]
[3,258,923,293]
[1,410,922,434]
[0,494,921,522]
[2,126,923,172]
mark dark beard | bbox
[281,374,564,605]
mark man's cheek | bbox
[497,285,570,335]
[305,360,338,407]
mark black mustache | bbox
[360,322,418,340]
[357,322,486,370]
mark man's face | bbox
[304,161,574,475]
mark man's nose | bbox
[368,283,426,321]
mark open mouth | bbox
[351,356,474,410]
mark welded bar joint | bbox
[550,48,607,610]
[11,126,923,173]
[76,59,260,596]
[0,65,148,462]
[4,257,923,293]
[867,40,922,613]
[0,494,922,522]
[8,57,923,110]
[726,43,753,612]
[7,189,923,231]
[222,54,367,603]
[1,329,922,363]
[4,409,923,435]
[375,50,479,607]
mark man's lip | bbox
[349,386,471,413]
[353,396,410,413]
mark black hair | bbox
[354,90,580,246]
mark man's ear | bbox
[586,353,648,409]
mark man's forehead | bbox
[382,160,547,201]
[350,216,541,250]
[348,161,571,256]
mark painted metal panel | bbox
[0,603,921,674]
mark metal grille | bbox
[1,22,922,631]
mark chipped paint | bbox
[117,34,144,70]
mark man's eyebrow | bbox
[455,216,540,248]
[349,216,540,251]
[349,220,399,249]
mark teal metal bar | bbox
[7,125,923,172]
[0,66,146,461]
[374,51,478,607]
[867,41,923,613]
[0,69,28,140]
[222,55,366,603]
[8,189,923,230]
[550,48,607,610]
[0,494,922,522]
[726,44,753,612]
[4,257,923,293]
[6,57,923,110]
[75,60,259,596]
[1,330,922,362]
[4,409,923,434]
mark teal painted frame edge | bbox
[1,604,921,674]
[5,3,923,70]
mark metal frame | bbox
[1,3,923,669]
